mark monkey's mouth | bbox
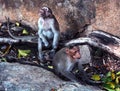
[39,10,44,14]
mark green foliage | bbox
[18,49,31,58]
[116,72,120,76]
[48,65,53,69]
[15,22,20,26]
[102,71,120,91]
[22,29,29,35]
[0,57,7,62]
[91,74,101,81]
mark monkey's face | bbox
[66,46,81,59]
[40,7,52,18]
[72,47,81,59]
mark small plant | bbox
[102,71,120,91]
[0,57,7,62]
[91,74,101,81]
[18,49,31,58]
[22,29,29,35]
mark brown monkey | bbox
[53,46,81,82]
[53,45,102,84]
[38,7,60,62]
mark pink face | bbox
[66,46,81,59]
[72,47,81,59]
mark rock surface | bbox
[88,0,120,36]
[0,0,119,37]
[0,0,95,39]
[79,45,92,64]
[0,62,103,91]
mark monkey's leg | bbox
[61,71,80,82]
[78,64,89,82]
[38,38,45,63]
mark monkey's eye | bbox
[74,50,79,54]
[42,7,49,11]
[40,9,44,13]
[74,51,77,54]
[44,9,47,11]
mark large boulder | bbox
[0,0,95,39]
[0,62,102,91]
[87,0,120,36]
[0,0,119,37]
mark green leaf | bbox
[75,69,79,73]
[15,22,20,26]
[48,66,53,69]
[22,29,28,35]
[91,74,101,81]
[111,72,116,80]
[107,82,116,89]
[18,49,31,58]
[104,87,115,91]
[116,71,120,76]
[0,57,7,62]
[102,71,113,83]
[102,77,112,83]
[106,72,112,77]
[103,82,116,91]
[115,88,120,91]
[115,76,120,84]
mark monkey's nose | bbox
[78,55,81,59]
[39,10,44,13]
[75,54,81,59]
[77,52,81,58]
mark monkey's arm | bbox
[38,18,49,47]
[51,20,60,49]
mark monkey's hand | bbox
[38,52,47,63]
[52,44,57,50]
[44,41,49,47]
[49,49,56,59]
[39,32,49,47]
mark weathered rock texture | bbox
[0,0,95,38]
[0,0,119,36]
[0,62,102,91]
[88,0,120,36]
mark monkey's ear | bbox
[65,48,70,54]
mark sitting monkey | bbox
[38,7,60,63]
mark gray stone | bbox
[0,62,103,91]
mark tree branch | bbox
[0,37,37,43]
[66,30,120,58]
